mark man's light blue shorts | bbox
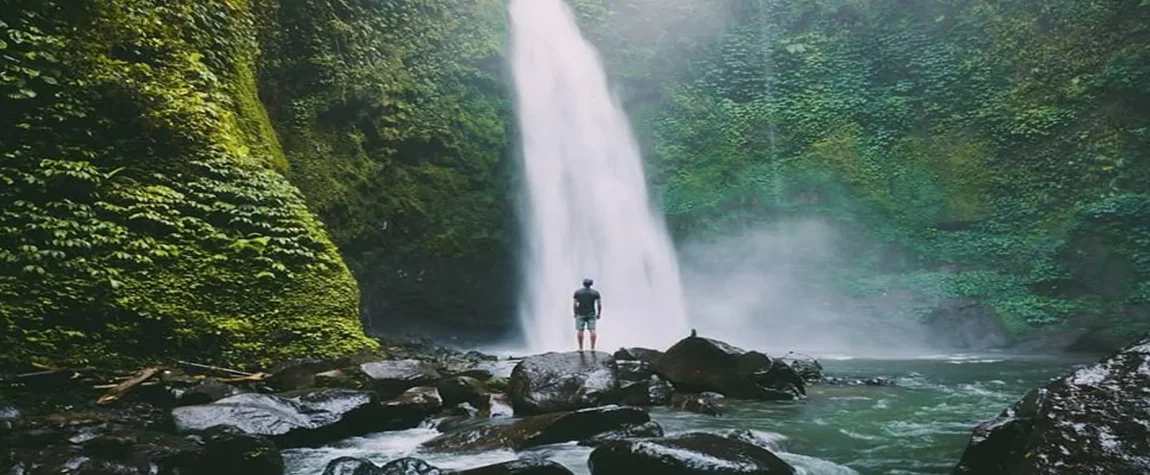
[575,315,597,331]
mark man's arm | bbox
[595,295,602,318]
[573,297,579,316]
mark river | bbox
[283,352,1091,475]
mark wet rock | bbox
[380,386,443,429]
[0,403,20,420]
[323,456,442,475]
[172,388,387,447]
[484,393,514,418]
[613,360,673,407]
[200,425,284,475]
[671,392,725,416]
[779,354,823,383]
[588,432,796,475]
[613,348,663,364]
[358,360,444,399]
[453,369,495,381]
[268,354,377,391]
[475,360,520,380]
[953,334,1150,475]
[653,337,805,401]
[324,457,384,475]
[315,368,368,389]
[579,421,665,447]
[508,352,618,416]
[423,405,650,452]
[449,458,574,475]
[175,378,244,406]
[437,376,489,408]
[1,411,265,475]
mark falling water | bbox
[509,0,690,352]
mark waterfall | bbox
[508,0,690,352]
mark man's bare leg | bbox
[590,330,597,351]
[577,330,584,351]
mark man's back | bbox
[573,287,600,316]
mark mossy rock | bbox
[0,0,375,368]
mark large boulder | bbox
[579,421,665,447]
[508,352,619,415]
[653,337,805,400]
[172,388,387,447]
[449,459,575,475]
[952,335,1150,475]
[423,405,651,452]
[357,360,444,398]
[380,386,444,429]
[322,456,442,475]
[437,376,490,408]
[588,432,796,475]
[613,348,664,364]
[779,354,823,383]
[612,360,673,407]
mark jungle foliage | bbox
[0,0,376,368]
[252,0,517,337]
[572,0,1150,345]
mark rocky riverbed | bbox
[2,333,1147,474]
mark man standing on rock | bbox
[574,278,602,351]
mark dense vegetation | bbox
[252,0,516,339]
[572,0,1150,348]
[2,0,1148,365]
[0,0,377,367]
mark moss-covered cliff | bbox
[251,0,516,339]
[0,0,376,367]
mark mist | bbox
[679,219,939,358]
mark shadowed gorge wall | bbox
[0,0,376,367]
[252,0,516,340]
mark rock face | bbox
[449,459,575,475]
[423,405,650,452]
[953,335,1150,475]
[653,337,805,400]
[671,392,726,416]
[613,360,673,407]
[322,456,443,475]
[172,388,385,447]
[508,352,618,415]
[358,360,444,398]
[588,433,796,475]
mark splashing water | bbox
[508,0,690,352]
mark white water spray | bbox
[509,0,690,352]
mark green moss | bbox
[0,0,375,368]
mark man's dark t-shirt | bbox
[574,288,600,316]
